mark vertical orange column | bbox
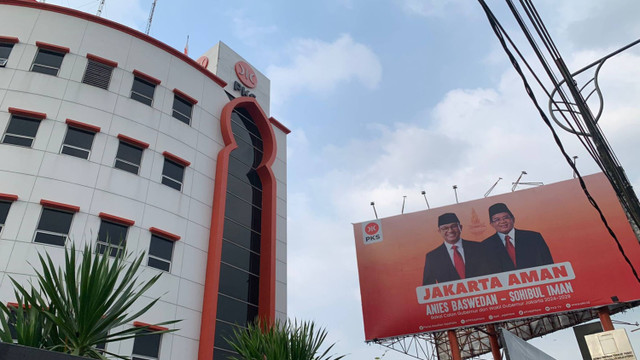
[486,324,502,360]
[599,307,615,331]
[448,330,462,360]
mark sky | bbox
[46,0,640,358]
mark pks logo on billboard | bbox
[362,220,383,244]
[235,61,258,88]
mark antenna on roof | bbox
[96,0,105,16]
[145,0,157,35]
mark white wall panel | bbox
[38,152,101,188]
[177,278,204,311]
[179,244,207,285]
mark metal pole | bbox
[486,324,502,360]
[401,196,407,214]
[453,185,459,204]
[421,190,430,209]
[598,307,615,331]
[572,156,578,179]
[447,330,462,360]
[370,202,378,220]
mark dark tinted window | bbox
[82,60,113,90]
[222,219,260,252]
[232,137,263,168]
[132,331,161,359]
[213,348,237,360]
[97,220,128,257]
[2,115,41,147]
[216,294,258,326]
[34,208,74,246]
[225,193,261,231]
[172,95,192,125]
[131,77,155,106]
[61,127,95,159]
[0,201,10,232]
[161,158,184,191]
[227,174,262,205]
[0,43,14,66]
[148,234,173,272]
[213,320,241,351]
[218,263,259,305]
[114,141,143,174]
[221,240,260,275]
[228,157,261,187]
[31,48,64,76]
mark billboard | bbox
[353,173,640,341]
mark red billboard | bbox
[353,173,640,341]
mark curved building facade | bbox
[0,1,288,359]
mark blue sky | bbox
[49,0,640,358]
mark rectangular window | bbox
[61,126,96,160]
[96,219,129,257]
[0,42,15,67]
[115,141,144,174]
[31,48,65,76]
[0,201,11,235]
[147,234,174,272]
[34,207,74,246]
[171,90,195,125]
[2,114,42,147]
[131,76,156,106]
[161,158,185,191]
[82,59,114,90]
[132,331,161,360]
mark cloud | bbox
[267,34,382,105]
[400,0,473,18]
[228,10,278,44]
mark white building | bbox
[0,1,288,359]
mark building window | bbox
[33,200,79,247]
[132,323,166,360]
[147,228,179,272]
[0,37,18,67]
[2,108,46,147]
[161,152,190,191]
[130,70,160,106]
[114,135,148,175]
[96,213,134,257]
[61,120,100,160]
[0,202,11,235]
[172,89,197,125]
[31,42,69,76]
[82,54,117,90]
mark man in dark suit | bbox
[482,203,553,272]
[422,213,493,285]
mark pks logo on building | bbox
[362,220,383,244]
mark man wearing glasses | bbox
[482,202,553,272]
[422,213,493,285]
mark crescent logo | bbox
[196,56,209,68]
[235,61,258,89]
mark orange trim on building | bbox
[149,227,181,241]
[117,134,150,149]
[0,36,19,44]
[2,0,227,88]
[269,116,291,134]
[0,193,18,202]
[173,88,198,104]
[66,119,101,133]
[133,69,161,85]
[35,41,70,54]
[40,199,80,213]
[86,53,118,68]
[133,321,169,332]
[99,212,135,227]
[198,97,278,360]
[8,107,46,119]
[162,151,191,167]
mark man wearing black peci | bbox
[422,213,493,285]
[482,202,554,272]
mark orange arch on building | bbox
[199,97,278,360]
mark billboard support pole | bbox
[486,324,502,360]
[598,307,615,331]
[447,330,462,360]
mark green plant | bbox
[0,243,177,359]
[227,318,346,360]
